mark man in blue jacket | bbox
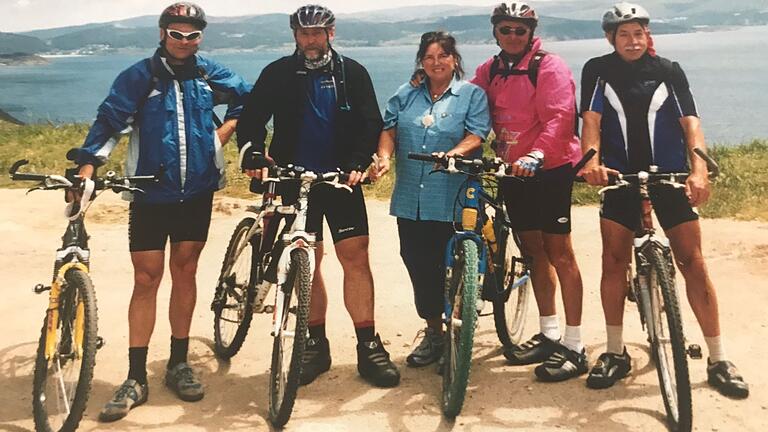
[72,2,251,422]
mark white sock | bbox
[705,335,727,363]
[562,325,583,352]
[539,315,560,341]
[606,325,624,355]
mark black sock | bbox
[354,326,375,344]
[309,323,326,340]
[128,347,148,385]
[167,336,189,370]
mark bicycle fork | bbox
[271,238,316,338]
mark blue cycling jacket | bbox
[76,49,251,203]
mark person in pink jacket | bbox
[471,2,587,382]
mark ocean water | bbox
[1,25,766,145]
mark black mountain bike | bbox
[9,158,154,432]
[595,148,717,432]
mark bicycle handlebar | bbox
[407,148,597,178]
[8,159,159,194]
[249,153,372,185]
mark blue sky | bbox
[2,0,526,32]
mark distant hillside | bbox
[6,1,765,54]
[0,32,46,55]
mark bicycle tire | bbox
[492,222,530,347]
[442,239,479,418]
[32,268,98,432]
[268,248,311,427]
[213,217,261,359]
[648,246,692,432]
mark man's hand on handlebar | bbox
[685,171,710,207]
[579,162,619,186]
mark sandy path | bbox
[0,188,766,432]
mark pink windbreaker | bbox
[471,38,581,170]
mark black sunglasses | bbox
[498,26,529,36]
[166,29,203,41]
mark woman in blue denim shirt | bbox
[371,31,491,367]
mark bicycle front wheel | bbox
[492,224,530,347]
[442,239,479,418]
[213,217,261,359]
[268,248,311,427]
[32,268,98,432]
[648,246,692,432]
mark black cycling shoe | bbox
[707,359,749,399]
[357,334,400,388]
[534,344,588,382]
[586,348,632,389]
[299,337,331,386]
[504,333,559,365]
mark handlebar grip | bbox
[408,152,438,162]
[8,159,29,176]
[572,148,597,175]
[693,148,719,177]
[11,172,48,181]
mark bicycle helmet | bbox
[290,4,336,30]
[159,2,207,30]
[491,2,538,26]
[602,2,650,32]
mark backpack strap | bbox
[488,50,547,87]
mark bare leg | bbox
[168,241,206,338]
[599,219,634,326]
[517,230,557,317]
[334,236,375,324]
[542,233,583,326]
[666,220,720,337]
[308,242,328,325]
[128,250,165,347]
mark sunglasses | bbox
[498,26,529,36]
[166,28,203,41]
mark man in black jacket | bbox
[236,4,400,388]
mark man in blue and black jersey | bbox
[579,2,748,399]
[236,4,400,388]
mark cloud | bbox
[16,0,31,7]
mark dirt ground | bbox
[0,188,766,432]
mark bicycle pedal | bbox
[96,336,106,349]
[33,284,51,294]
[686,344,702,359]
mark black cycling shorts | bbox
[500,163,575,235]
[281,182,369,243]
[600,184,698,232]
[128,192,214,252]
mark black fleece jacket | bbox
[236,50,383,171]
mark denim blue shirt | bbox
[384,78,491,222]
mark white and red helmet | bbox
[491,2,538,27]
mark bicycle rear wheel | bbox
[213,217,261,359]
[648,246,692,432]
[269,248,311,427]
[492,224,530,347]
[32,268,98,432]
[442,239,479,418]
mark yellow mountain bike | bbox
[9,158,154,432]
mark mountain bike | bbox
[9,158,155,432]
[595,148,717,432]
[210,154,365,427]
[410,150,596,418]
[407,152,533,418]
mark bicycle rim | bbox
[213,218,260,358]
[442,239,478,418]
[33,269,97,432]
[269,249,311,427]
[648,247,692,432]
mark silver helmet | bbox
[491,2,538,26]
[602,2,650,32]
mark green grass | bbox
[1,120,766,221]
